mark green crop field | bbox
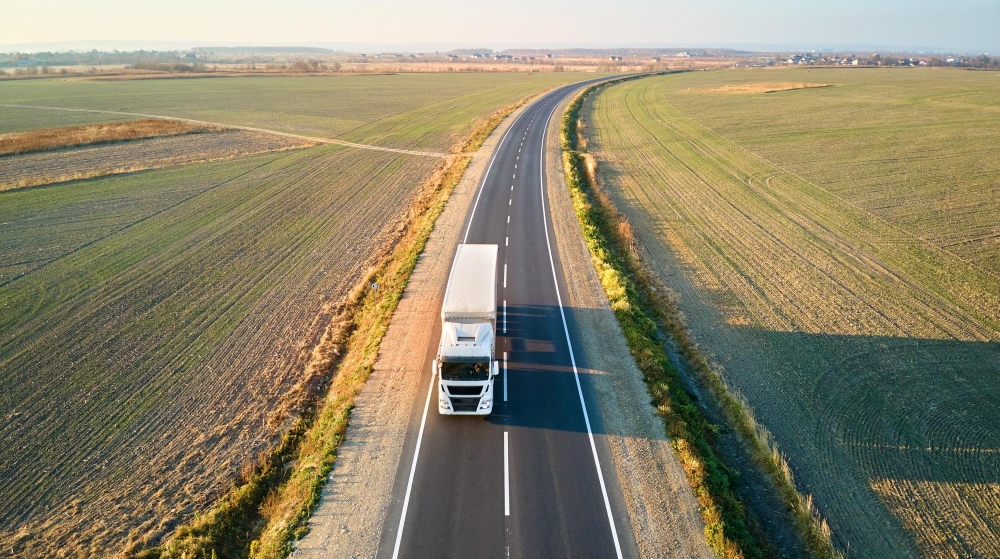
[0,73,581,150]
[583,69,1000,557]
[0,72,588,556]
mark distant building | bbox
[546,53,553,59]
[651,57,661,62]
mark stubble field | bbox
[0,71,583,556]
[583,69,1000,557]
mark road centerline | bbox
[504,431,510,517]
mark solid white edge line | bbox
[503,351,508,402]
[537,97,625,559]
[391,362,437,559]
[389,85,593,558]
[504,431,510,516]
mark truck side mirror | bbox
[431,360,438,376]
[492,361,499,378]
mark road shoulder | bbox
[543,90,715,559]
[292,100,534,559]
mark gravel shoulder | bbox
[292,100,534,559]
[543,91,715,558]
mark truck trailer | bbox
[434,244,498,415]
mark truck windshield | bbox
[440,361,490,381]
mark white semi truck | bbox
[434,244,499,415]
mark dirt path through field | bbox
[0,103,449,158]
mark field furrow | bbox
[585,70,1000,557]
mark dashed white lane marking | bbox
[503,351,508,402]
[505,236,509,247]
[508,215,511,223]
[504,263,507,288]
[504,431,510,516]
[396,90,554,559]
[537,99,624,559]
[462,103,532,244]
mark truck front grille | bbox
[450,397,480,412]
[447,385,483,396]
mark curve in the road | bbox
[381,78,640,559]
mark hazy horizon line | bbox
[2,40,995,56]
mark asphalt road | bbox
[376,79,640,559]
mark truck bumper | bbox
[439,398,492,415]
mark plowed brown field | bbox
[0,72,587,556]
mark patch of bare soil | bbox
[0,129,314,191]
[695,82,834,94]
[0,119,217,156]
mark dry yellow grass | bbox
[693,82,834,94]
[0,129,314,193]
[0,119,215,156]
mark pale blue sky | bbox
[2,0,998,53]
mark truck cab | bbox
[435,244,498,415]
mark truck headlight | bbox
[479,399,491,409]
[439,398,450,408]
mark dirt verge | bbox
[289,97,536,559]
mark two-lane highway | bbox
[377,80,639,559]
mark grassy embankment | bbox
[561,81,843,558]
[142,95,537,559]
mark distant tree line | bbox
[926,54,1000,68]
[0,49,200,68]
